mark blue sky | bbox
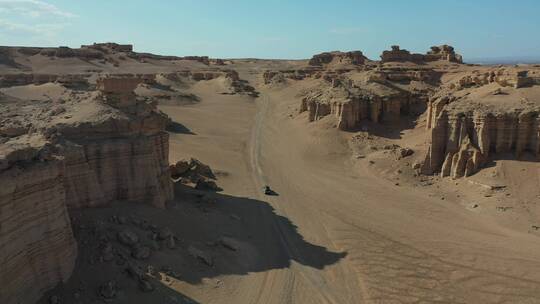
[0,0,539,60]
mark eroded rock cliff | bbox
[421,67,540,178]
[0,76,173,303]
[297,66,434,130]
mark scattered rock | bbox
[117,229,139,246]
[170,158,216,181]
[229,214,241,221]
[158,227,173,240]
[48,295,60,304]
[126,262,145,279]
[131,245,151,260]
[98,280,117,299]
[117,215,128,225]
[195,178,221,191]
[166,235,176,249]
[188,246,213,266]
[219,236,239,251]
[100,242,115,262]
[138,278,154,292]
[399,148,414,158]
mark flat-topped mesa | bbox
[81,42,134,52]
[380,45,425,63]
[5,43,214,65]
[380,45,463,64]
[309,50,367,66]
[421,67,540,178]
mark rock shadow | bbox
[164,183,347,284]
[43,182,346,303]
[348,115,421,140]
[166,121,196,135]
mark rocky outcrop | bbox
[367,66,442,84]
[381,45,425,63]
[446,68,540,90]
[0,76,174,303]
[170,158,221,191]
[422,68,540,178]
[160,70,258,96]
[263,68,322,84]
[424,45,463,63]
[299,80,427,130]
[381,45,463,64]
[1,44,220,66]
[309,51,367,66]
[39,46,104,59]
[0,73,91,88]
[295,62,435,130]
[422,109,540,178]
[0,151,77,304]
[81,42,134,53]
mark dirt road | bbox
[161,75,540,304]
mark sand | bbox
[143,71,540,303]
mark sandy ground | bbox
[154,70,540,303]
[31,63,540,303]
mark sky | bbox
[0,0,539,61]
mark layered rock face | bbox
[0,76,173,303]
[381,45,425,63]
[380,45,463,63]
[0,143,77,304]
[308,51,367,66]
[299,74,428,130]
[0,73,91,88]
[425,45,463,63]
[0,43,223,69]
[421,67,540,178]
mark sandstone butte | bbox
[1,42,540,303]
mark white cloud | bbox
[0,0,75,41]
[0,0,76,18]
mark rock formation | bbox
[295,62,437,130]
[424,45,463,63]
[421,67,540,178]
[300,85,422,130]
[381,45,425,63]
[309,51,367,66]
[380,45,463,64]
[170,158,221,191]
[0,73,91,88]
[299,82,425,130]
[0,76,173,303]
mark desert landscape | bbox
[1,39,540,304]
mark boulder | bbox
[188,246,213,266]
[131,245,151,260]
[117,229,139,246]
[98,281,117,299]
